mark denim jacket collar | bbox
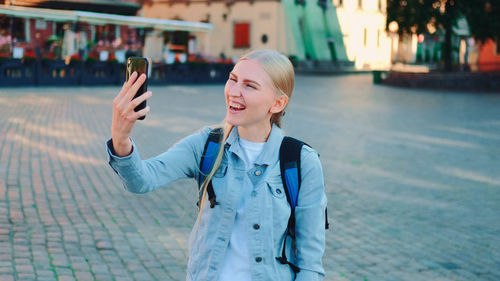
[225,124,284,166]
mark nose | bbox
[228,82,242,97]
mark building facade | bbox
[142,0,392,69]
[334,0,391,69]
[0,1,211,63]
[477,39,500,72]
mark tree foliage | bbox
[386,0,500,71]
[386,0,500,42]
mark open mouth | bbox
[229,102,246,111]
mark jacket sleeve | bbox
[106,127,211,194]
[294,146,327,281]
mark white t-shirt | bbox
[217,138,265,281]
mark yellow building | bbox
[142,0,392,69]
[141,0,293,61]
[334,0,391,69]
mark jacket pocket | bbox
[266,180,291,244]
[213,163,227,178]
[267,180,286,199]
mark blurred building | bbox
[142,0,392,69]
[387,16,500,72]
[411,17,473,70]
[476,39,500,72]
[333,0,391,69]
[0,0,211,63]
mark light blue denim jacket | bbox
[106,124,327,281]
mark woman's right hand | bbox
[111,71,152,157]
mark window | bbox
[12,18,26,42]
[358,0,363,9]
[318,0,327,10]
[95,24,116,43]
[363,28,367,47]
[234,22,250,48]
[54,22,64,38]
[377,29,380,48]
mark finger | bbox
[127,91,152,113]
[126,71,139,86]
[124,73,147,102]
[114,71,139,105]
[114,82,128,106]
[134,105,150,119]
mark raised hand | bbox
[111,71,152,156]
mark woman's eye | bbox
[229,77,237,82]
[246,84,257,89]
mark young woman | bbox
[107,49,327,281]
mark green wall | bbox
[283,0,349,62]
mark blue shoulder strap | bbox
[277,136,306,273]
[198,127,223,208]
[279,137,305,211]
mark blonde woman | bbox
[107,49,327,281]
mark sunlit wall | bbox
[334,0,392,69]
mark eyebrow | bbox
[230,72,261,87]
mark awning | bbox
[0,4,213,33]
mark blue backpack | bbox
[198,128,329,273]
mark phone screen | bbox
[126,57,149,120]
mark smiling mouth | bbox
[229,103,246,111]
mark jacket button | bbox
[254,170,261,176]
[255,257,262,263]
[253,224,260,230]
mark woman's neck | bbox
[237,123,272,143]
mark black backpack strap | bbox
[198,127,223,208]
[276,137,329,273]
[276,136,306,273]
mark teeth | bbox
[230,103,245,109]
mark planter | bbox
[81,61,122,86]
[0,59,37,86]
[168,63,191,84]
[149,63,169,85]
[149,62,234,85]
[210,63,234,84]
[0,60,234,87]
[189,63,210,84]
[382,71,500,91]
[37,60,80,86]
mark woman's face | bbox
[224,59,286,130]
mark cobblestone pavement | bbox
[1,74,499,281]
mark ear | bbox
[270,94,288,114]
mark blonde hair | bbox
[195,49,295,228]
[239,49,295,128]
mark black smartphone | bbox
[126,57,149,120]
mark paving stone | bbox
[37,278,58,281]
[58,276,76,281]
[36,270,55,277]
[54,268,74,276]
[115,277,134,281]
[90,264,109,275]
[93,275,113,281]
[0,267,13,274]
[74,271,93,280]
